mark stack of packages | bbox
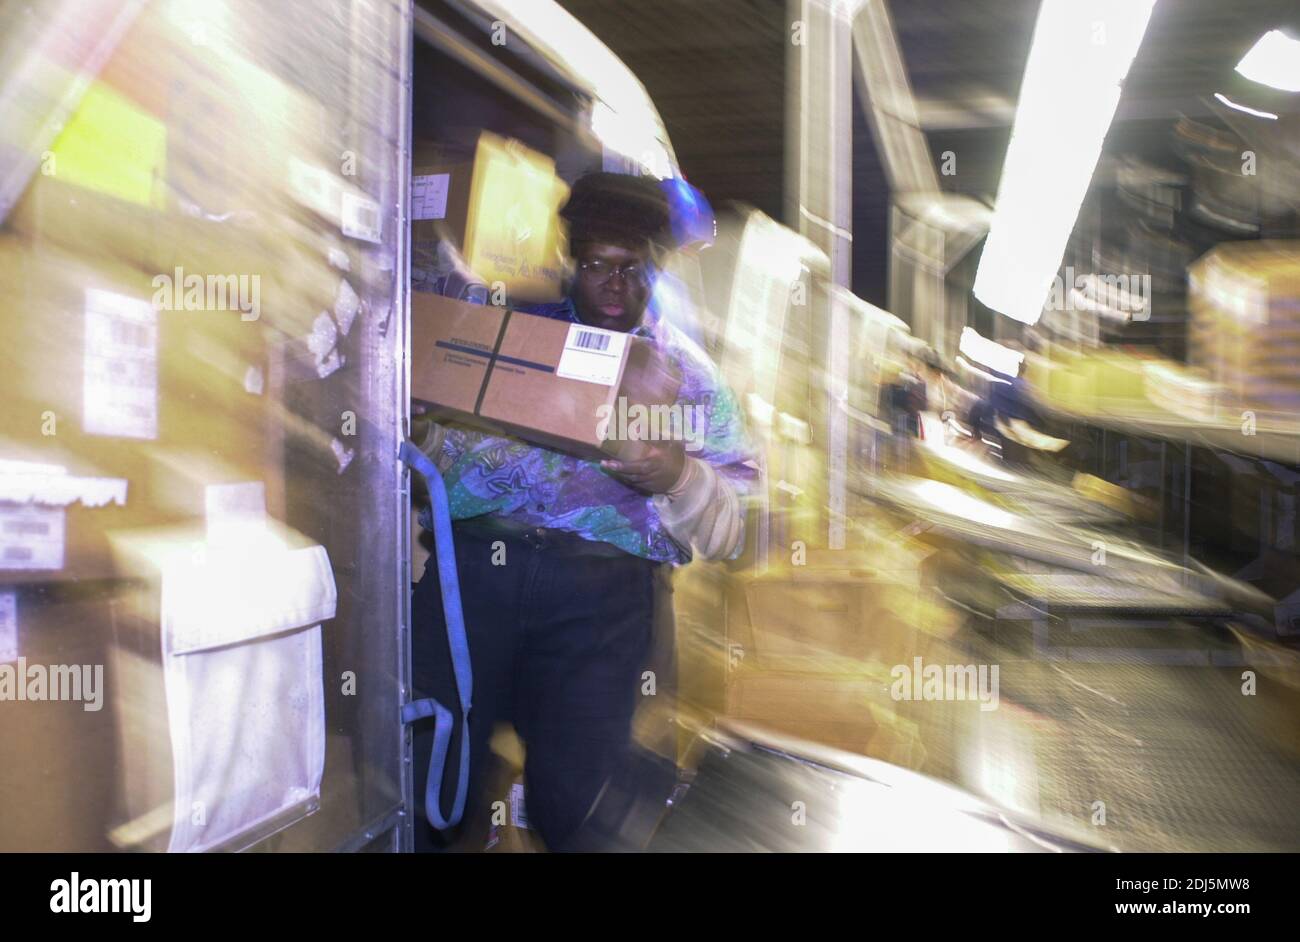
[410,132,569,303]
[0,2,384,851]
[1189,242,1300,421]
[2,4,361,577]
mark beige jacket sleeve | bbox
[652,456,744,561]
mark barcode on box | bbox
[574,330,610,352]
[556,323,627,386]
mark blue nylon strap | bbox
[398,440,472,831]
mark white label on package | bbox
[555,324,627,386]
[0,504,65,570]
[510,782,530,829]
[0,592,16,662]
[341,191,382,243]
[411,173,451,221]
[83,288,158,440]
[289,157,342,220]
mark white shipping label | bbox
[510,782,530,829]
[0,504,65,570]
[289,157,343,221]
[0,592,16,662]
[555,324,627,386]
[83,288,158,440]
[341,191,382,244]
[411,173,450,221]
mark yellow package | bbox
[463,133,570,302]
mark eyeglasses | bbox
[578,259,652,286]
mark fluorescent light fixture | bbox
[1235,29,1300,92]
[477,0,678,178]
[973,0,1157,324]
[959,327,1024,378]
[956,355,1013,385]
[1213,91,1279,120]
[591,101,672,179]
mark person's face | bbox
[571,241,653,332]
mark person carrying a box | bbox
[411,172,759,852]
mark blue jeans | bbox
[411,519,675,852]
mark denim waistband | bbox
[452,515,636,560]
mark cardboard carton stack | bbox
[0,2,383,849]
[1189,242,1300,418]
[718,536,962,771]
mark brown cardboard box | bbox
[96,6,334,222]
[411,143,473,254]
[722,669,896,756]
[411,292,677,460]
[0,582,125,851]
[12,170,341,345]
[0,237,280,583]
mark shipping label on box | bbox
[556,324,628,386]
[0,505,66,571]
[83,288,158,440]
[412,173,451,221]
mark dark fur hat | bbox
[560,172,671,250]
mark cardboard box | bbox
[1189,241,1300,414]
[411,293,677,460]
[412,133,569,302]
[95,6,334,222]
[0,238,282,582]
[0,582,125,851]
[411,143,473,251]
[12,168,341,345]
[721,669,899,757]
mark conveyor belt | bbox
[953,631,1300,852]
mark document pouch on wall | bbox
[158,542,336,853]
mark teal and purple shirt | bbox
[427,297,759,564]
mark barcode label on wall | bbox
[556,323,626,386]
[342,192,382,243]
[0,504,65,571]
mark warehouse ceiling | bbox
[556,0,790,221]
[553,0,1300,305]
